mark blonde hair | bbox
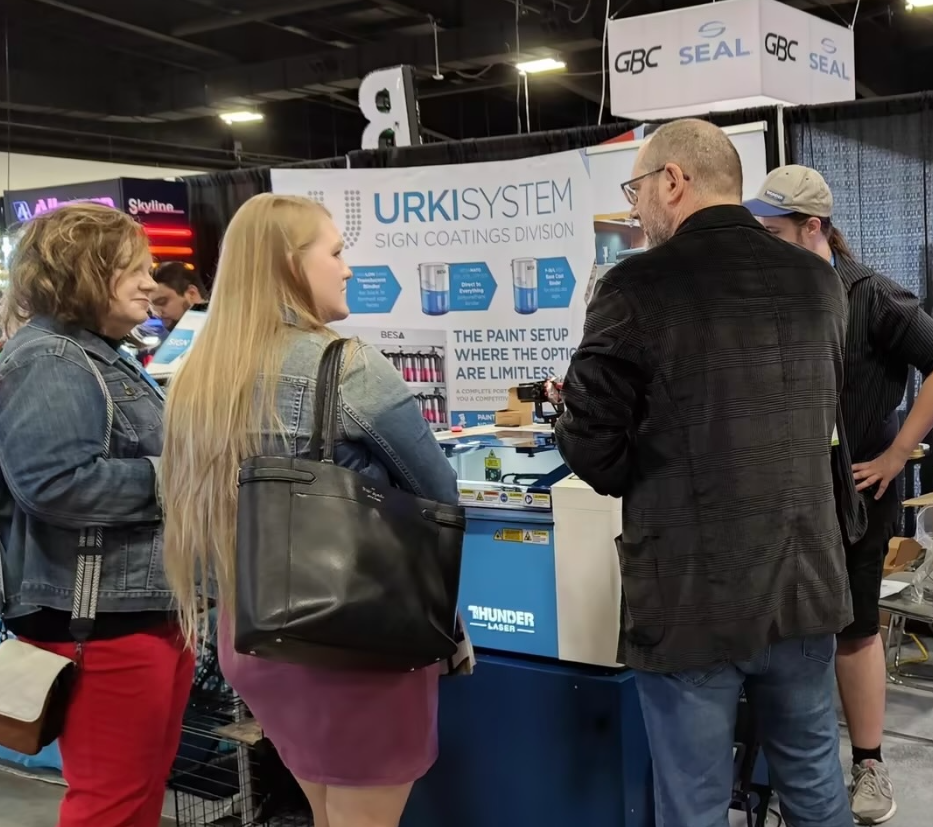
[2,203,150,333]
[160,194,336,647]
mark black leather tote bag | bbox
[234,338,466,671]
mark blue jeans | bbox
[635,635,850,827]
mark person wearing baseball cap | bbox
[744,165,852,256]
[748,165,933,825]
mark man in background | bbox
[747,165,933,825]
[556,119,855,827]
[150,261,209,330]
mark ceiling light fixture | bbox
[515,57,567,75]
[219,111,264,125]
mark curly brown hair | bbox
[1,203,151,333]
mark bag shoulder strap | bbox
[0,535,8,641]
[67,343,115,644]
[309,338,348,464]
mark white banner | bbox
[270,122,767,427]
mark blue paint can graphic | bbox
[512,258,538,315]
[419,263,450,316]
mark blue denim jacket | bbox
[0,316,171,618]
[264,329,459,506]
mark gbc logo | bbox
[614,46,661,75]
[764,32,798,62]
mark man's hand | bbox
[544,377,563,406]
[852,444,912,499]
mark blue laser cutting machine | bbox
[401,421,652,827]
[435,424,624,666]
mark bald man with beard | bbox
[555,119,860,827]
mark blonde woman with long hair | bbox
[160,194,459,827]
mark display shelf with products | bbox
[339,325,450,432]
[382,346,447,431]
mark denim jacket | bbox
[0,316,171,619]
[265,329,459,505]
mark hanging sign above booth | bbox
[358,65,421,151]
[608,0,855,120]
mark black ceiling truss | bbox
[1,0,929,170]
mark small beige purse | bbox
[0,636,76,755]
[0,342,114,755]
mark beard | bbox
[638,199,677,249]
[640,211,676,249]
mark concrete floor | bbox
[0,682,931,827]
[0,765,175,827]
[732,678,933,827]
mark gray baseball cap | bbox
[744,165,833,218]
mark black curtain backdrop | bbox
[345,120,640,167]
[345,106,781,169]
[185,157,345,281]
[785,92,933,530]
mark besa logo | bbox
[680,21,751,65]
[380,330,406,339]
[614,45,662,75]
[809,36,850,79]
[764,31,798,62]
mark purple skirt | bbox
[218,623,440,786]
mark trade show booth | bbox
[4,90,933,827]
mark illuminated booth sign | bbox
[3,178,195,265]
[4,180,123,225]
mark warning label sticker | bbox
[493,528,550,545]
[523,530,550,545]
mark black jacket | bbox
[835,255,933,460]
[556,205,854,673]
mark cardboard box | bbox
[886,537,923,573]
[495,388,534,427]
[903,492,933,508]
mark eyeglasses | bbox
[620,166,690,206]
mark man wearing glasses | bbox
[555,118,859,827]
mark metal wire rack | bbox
[171,613,312,826]
[171,698,313,827]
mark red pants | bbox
[23,626,195,827]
